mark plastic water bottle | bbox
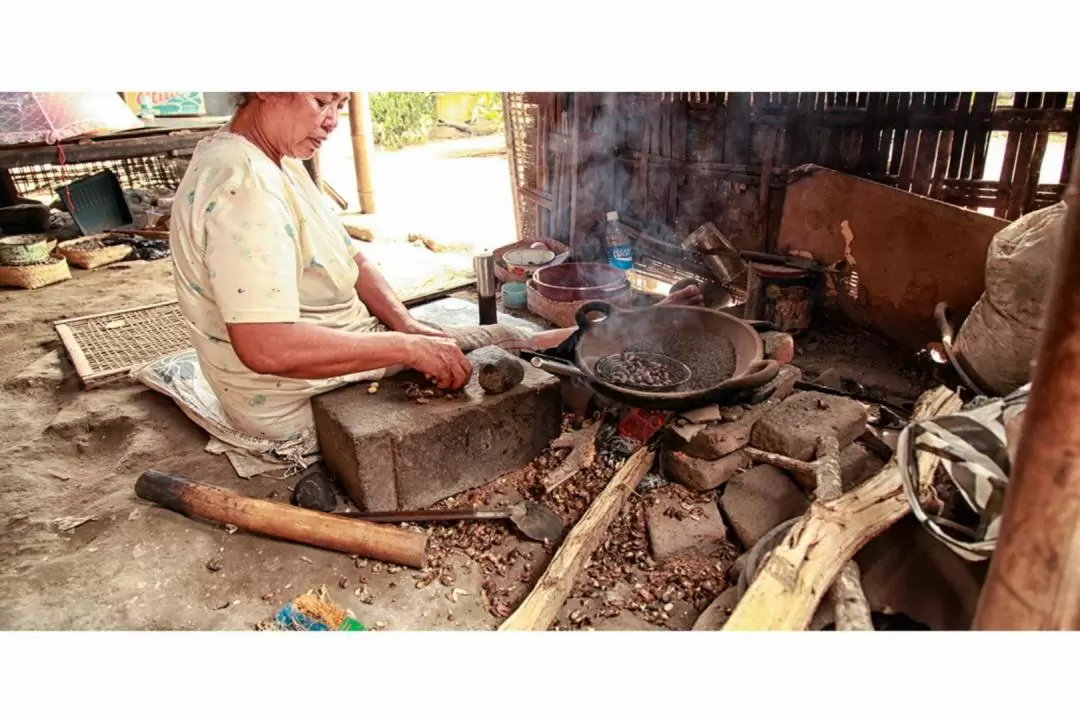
[605,211,633,271]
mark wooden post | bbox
[348,92,377,214]
[972,149,1080,630]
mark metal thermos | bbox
[474,251,498,325]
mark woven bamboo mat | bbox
[54,301,191,387]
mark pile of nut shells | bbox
[412,413,737,629]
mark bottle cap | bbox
[606,211,619,221]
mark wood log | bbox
[723,386,961,631]
[499,447,656,631]
[543,422,601,492]
[812,435,873,631]
[134,470,427,568]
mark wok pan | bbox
[529,300,780,411]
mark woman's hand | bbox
[403,335,472,390]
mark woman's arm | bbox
[352,248,447,337]
[228,321,472,388]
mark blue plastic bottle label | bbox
[610,245,633,271]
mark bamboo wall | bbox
[504,92,1079,269]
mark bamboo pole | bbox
[348,92,377,214]
[972,149,1080,630]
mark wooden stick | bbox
[543,422,601,492]
[812,435,873,631]
[135,470,427,568]
[500,447,656,631]
[723,386,961,631]
[742,447,815,486]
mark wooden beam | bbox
[0,128,219,168]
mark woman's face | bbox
[251,92,349,159]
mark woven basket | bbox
[494,237,569,284]
[57,235,133,269]
[526,279,632,328]
[0,256,72,289]
[0,234,53,266]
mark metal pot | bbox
[532,262,629,303]
[529,300,780,411]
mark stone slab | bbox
[750,391,869,461]
[719,465,810,549]
[313,364,562,512]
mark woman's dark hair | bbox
[233,92,253,107]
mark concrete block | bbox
[750,391,869,461]
[313,365,562,512]
[719,465,809,549]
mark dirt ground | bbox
[0,130,929,631]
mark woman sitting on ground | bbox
[169,92,701,450]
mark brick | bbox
[313,365,562,512]
[681,403,772,460]
[761,331,796,365]
[662,448,749,492]
[645,489,728,563]
[719,465,810,549]
[747,364,803,405]
[750,391,869,462]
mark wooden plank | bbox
[897,93,925,191]
[1001,92,1039,218]
[930,92,963,199]
[724,93,753,166]
[964,92,997,180]
[858,93,883,174]
[1021,92,1068,213]
[776,165,1008,349]
[888,93,911,177]
[911,92,944,196]
[668,98,688,229]
[947,92,973,180]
